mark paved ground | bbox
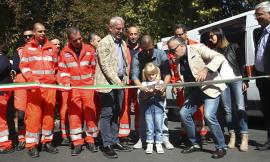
[1,116,270,162]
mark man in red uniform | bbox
[51,38,70,144]
[57,27,98,156]
[170,24,208,145]
[13,30,33,151]
[119,26,141,145]
[20,23,59,158]
[0,43,14,154]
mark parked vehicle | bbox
[158,10,262,118]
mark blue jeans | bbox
[145,102,164,144]
[221,80,248,134]
[99,89,124,147]
[179,88,226,149]
[139,94,167,142]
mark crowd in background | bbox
[0,1,270,160]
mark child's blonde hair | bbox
[142,62,161,81]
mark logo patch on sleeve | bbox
[65,53,72,58]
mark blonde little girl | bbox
[139,62,166,154]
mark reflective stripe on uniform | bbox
[66,62,78,68]
[119,124,129,129]
[21,68,31,73]
[18,135,25,140]
[80,61,89,66]
[32,70,54,75]
[58,62,67,68]
[20,57,29,63]
[81,74,93,79]
[0,130,9,136]
[70,128,82,135]
[70,74,93,80]
[43,56,57,62]
[70,134,82,141]
[41,134,53,141]
[26,137,39,144]
[86,126,98,133]
[85,131,98,138]
[0,136,8,142]
[26,131,39,138]
[42,129,52,136]
[60,72,70,77]
[119,129,130,135]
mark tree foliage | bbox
[0,0,264,57]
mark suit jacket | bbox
[177,44,227,98]
[94,34,129,93]
[253,27,270,74]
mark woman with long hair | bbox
[208,28,249,152]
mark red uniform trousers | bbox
[68,89,98,146]
[14,73,27,143]
[57,91,69,139]
[119,87,139,137]
[0,92,12,150]
[25,89,56,149]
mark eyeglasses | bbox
[23,34,33,39]
[169,44,181,54]
[175,32,185,37]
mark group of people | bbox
[0,1,270,160]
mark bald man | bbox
[50,39,61,54]
[131,35,174,150]
[20,23,59,158]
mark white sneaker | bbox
[156,143,164,154]
[163,139,174,150]
[133,138,142,149]
[145,143,153,154]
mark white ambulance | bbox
[160,10,262,117]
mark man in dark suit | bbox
[254,1,270,151]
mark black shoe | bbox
[112,143,132,152]
[211,148,226,159]
[16,141,25,151]
[256,142,270,151]
[28,147,39,158]
[71,145,83,156]
[181,144,201,154]
[0,147,14,154]
[42,143,59,154]
[103,145,118,159]
[86,143,98,153]
[120,138,129,146]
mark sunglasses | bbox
[23,34,33,39]
[169,44,181,54]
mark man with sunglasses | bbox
[131,35,173,150]
[12,30,33,151]
[167,36,227,159]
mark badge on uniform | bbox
[65,53,72,58]
[85,52,91,56]
[48,48,52,52]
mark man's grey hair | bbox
[66,27,81,39]
[255,1,270,13]
[109,16,125,27]
[167,36,187,46]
